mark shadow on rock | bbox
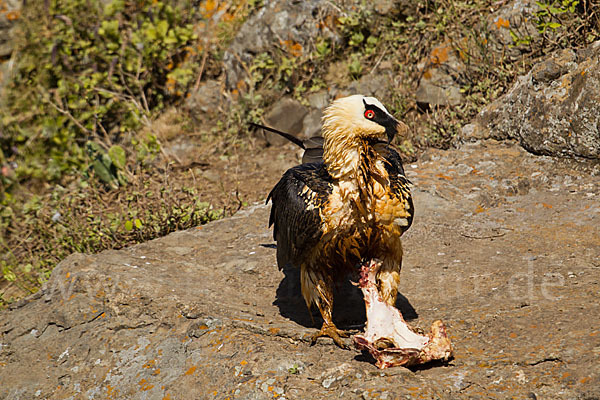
[353,352,454,370]
[273,263,418,330]
[407,357,455,372]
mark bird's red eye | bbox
[364,110,375,119]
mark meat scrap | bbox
[353,259,453,369]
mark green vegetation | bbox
[1,0,598,306]
[0,0,253,306]
[535,0,581,34]
[0,174,222,301]
[1,0,199,187]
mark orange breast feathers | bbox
[371,179,412,236]
[319,162,412,252]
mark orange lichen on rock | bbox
[280,40,303,57]
[184,366,197,376]
[5,10,20,21]
[430,44,450,65]
[138,379,154,391]
[494,17,510,29]
[436,173,453,181]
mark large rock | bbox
[301,108,323,139]
[345,71,395,101]
[0,0,20,95]
[222,0,342,91]
[483,0,544,60]
[416,42,466,107]
[469,41,600,159]
[263,97,309,146]
[184,79,228,123]
[1,141,599,399]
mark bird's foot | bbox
[311,323,352,349]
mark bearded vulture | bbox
[267,95,413,348]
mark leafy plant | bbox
[339,11,370,47]
[85,142,129,189]
[288,363,300,374]
[509,30,533,46]
[535,0,579,33]
[348,54,364,78]
[0,0,200,190]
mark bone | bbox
[353,259,453,368]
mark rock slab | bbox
[471,41,600,159]
[1,141,599,399]
[222,0,341,90]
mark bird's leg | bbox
[376,246,403,307]
[301,266,351,349]
[311,298,352,349]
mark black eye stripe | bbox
[362,98,399,142]
[363,102,387,122]
[362,99,386,119]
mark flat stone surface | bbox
[1,140,599,399]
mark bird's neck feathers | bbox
[322,132,361,179]
[322,133,388,181]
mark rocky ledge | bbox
[1,141,599,399]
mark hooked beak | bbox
[386,118,409,144]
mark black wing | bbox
[384,147,414,232]
[267,162,333,269]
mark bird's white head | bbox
[321,95,407,178]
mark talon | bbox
[311,323,352,349]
